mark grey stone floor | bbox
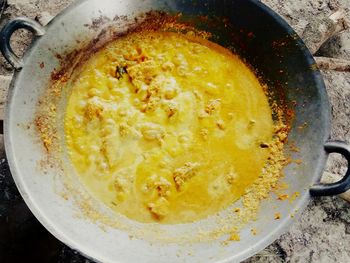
[0,0,349,262]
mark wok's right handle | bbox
[310,141,350,196]
[0,17,45,70]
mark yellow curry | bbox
[65,32,274,224]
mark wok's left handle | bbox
[310,141,350,196]
[0,17,45,70]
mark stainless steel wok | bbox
[1,0,349,262]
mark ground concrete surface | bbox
[0,0,349,262]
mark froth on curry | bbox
[64,31,286,224]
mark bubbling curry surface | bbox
[65,32,274,224]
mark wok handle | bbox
[310,141,350,196]
[0,17,45,70]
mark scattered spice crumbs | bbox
[290,191,300,203]
[275,181,289,191]
[251,228,258,235]
[289,143,300,152]
[229,232,240,241]
[277,194,289,201]
[274,213,281,220]
[294,159,302,164]
[298,122,308,130]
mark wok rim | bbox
[3,0,331,262]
